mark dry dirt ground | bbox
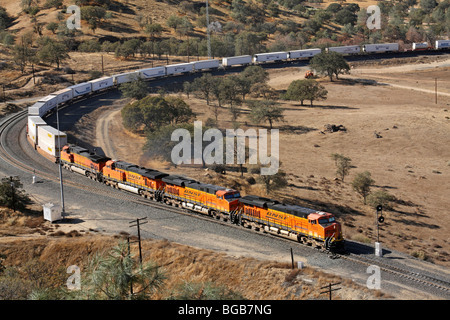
[83,55,450,268]
[0,208,387,300]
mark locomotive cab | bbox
[216,190,241,212]
[308,212,343,249]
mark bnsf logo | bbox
[267,211,287,220]
[185,189,201,197]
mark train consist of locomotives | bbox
[59,145,344,250]
[25,40,449,250]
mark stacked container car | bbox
[70,82,93,99]
[89,76,115,92]
[435,40,450,49]
[113,72,138,85]
[28,95,59,117]
[327,45,361,55]
[288,48,321,60]
[192,59,220,71]
[222,55,252,67]
[36,125,67,158]
[253,52,289,63]
[363,43,399,53]
[52,88,74,105]
[165,62,195,76]
[137,66,166,80]
[27,116,48,148]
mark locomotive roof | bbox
[114,161,139,171]
[139,170,168,180]
[269,203,316,218]
[162,175,197,187]
[239,195,279,208]
[113,161,169,180]
[240,195,316,218]
[186,182,228,195]
[69,145,110,163]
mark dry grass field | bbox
[0,207,388,300]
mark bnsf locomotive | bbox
[60,144,344,251]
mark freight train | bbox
[25,39,450,250]
[59,145,344,250]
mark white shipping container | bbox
[113,72,137,85]
[37,125,67,149]
[70,82,92,98]
[28,101,52,117]
[38,95,58,113]
[193,59,220,71]
[222,55,252,67]
[89,77,114,92]
[327,45,361,54]
[412,42,428,50]
[28,116,47,144]
[165,63,194,75]
[435,40,450,49]
[288,48,321,59]
[253,52,289,63]
[51,88,73,105]
[363,43,399,53]
[38,139,64,157]
[138,66,166,79]
[28,104,42,117]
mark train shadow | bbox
[342,239,393,257]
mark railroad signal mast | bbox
[375,205,384,257]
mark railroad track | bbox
[2,111,450,299]
[337,251,450,295]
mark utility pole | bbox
[9,176,15,212]
[435,78,437,104]
[127,237,134,296]
[290,248,295,269]
[56,103,66,220]
[129,217,148,266]
[206,0,211,59]
[320,282,341,300]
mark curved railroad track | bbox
[1,75,450,299]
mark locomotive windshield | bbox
[318,217,336,225]
[224,192,241,201]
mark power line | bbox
[319,282,341,300]
[129,217,148,266]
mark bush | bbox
[367,190,395,210]
[78,39,101,52]
[0,177,31,211]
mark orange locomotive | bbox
[162,175,241,220]
[235,195,344,250]
[102,160,168,200]
[60,143,344,251]
[60,145,110,181]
